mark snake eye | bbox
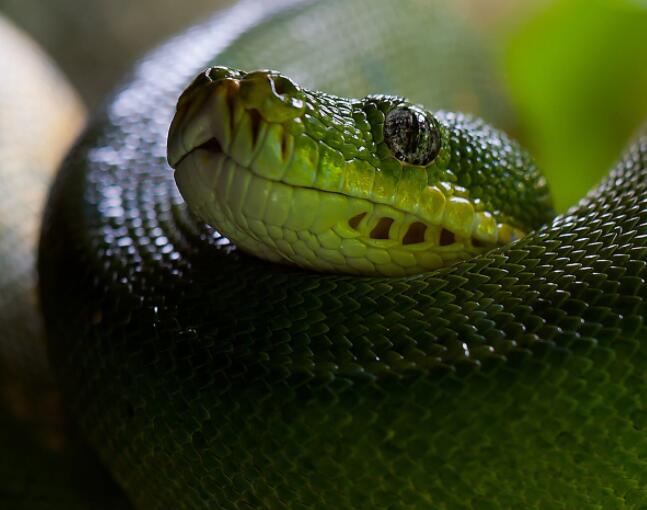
[384,106,441,166]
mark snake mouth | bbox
[168,67,526,275]
[169,136,223,168]
[171,145,524,275]
[172,137,223,169]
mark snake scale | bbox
[29,0,647,508]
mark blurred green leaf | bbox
[505,0,647,211]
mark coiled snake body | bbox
[38,0,647,508]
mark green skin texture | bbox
[168,67,553,275]
[37,0,647,508]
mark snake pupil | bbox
[384,106,441,166]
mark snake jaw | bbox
[172,148,525,274]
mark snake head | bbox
[167,66,554,276]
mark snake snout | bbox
[167,67,305,169]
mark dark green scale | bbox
[440,113,550,227]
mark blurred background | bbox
[0,0,646,210]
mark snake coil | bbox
[39,0,647,508]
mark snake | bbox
[25,0,647,508]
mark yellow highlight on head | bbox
[418,185,446,225]
[443,197,475,238]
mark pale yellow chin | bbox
[174,148,523,276]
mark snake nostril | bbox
[271,74,300,97]
[205,66,244,82]
[370,217,394,240]
[403,221,427,245]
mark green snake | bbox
[32,0,647,508]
